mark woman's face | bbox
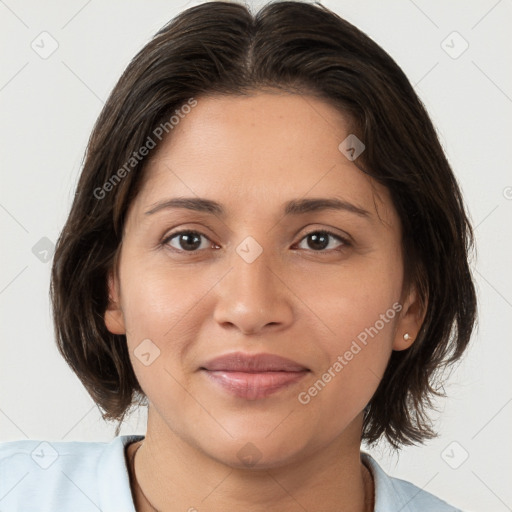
[105,91,422,467]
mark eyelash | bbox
[161,229,351,254]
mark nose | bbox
[213,243,294,336]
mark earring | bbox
[403,333,413,342]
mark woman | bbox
[0,1,476,510]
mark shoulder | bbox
[0,434,144,512]
[361,452,463,512]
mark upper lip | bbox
[200,352,309,372]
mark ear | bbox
[392,283,426,351]
[104,270,126,335]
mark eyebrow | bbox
[144,197,371,218]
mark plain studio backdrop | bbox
[0,1,511,510]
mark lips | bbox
[201,352,309,372]
[200,352,310,400]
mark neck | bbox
[128,407,374,512]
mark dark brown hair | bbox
[50,0,477,448]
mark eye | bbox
[295,230,350,252]
[163,230,214,252]
[162,229,350,254]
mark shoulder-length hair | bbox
[50,0,477,447]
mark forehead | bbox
[129,92,397,227]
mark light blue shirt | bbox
[0,434,461,511]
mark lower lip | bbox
[202,370,308,400]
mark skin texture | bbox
[105,91,425,511]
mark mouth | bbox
[199,352,310,400]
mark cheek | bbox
[294,296,397,429]
[120,261,207,334]
[119,264,213,379]
[293,252,401,344]
[292,259,400,400]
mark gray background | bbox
[1,0,511,510]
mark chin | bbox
[201,432,311,471]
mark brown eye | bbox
[297,231,349,252]
[163,230,209,251]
